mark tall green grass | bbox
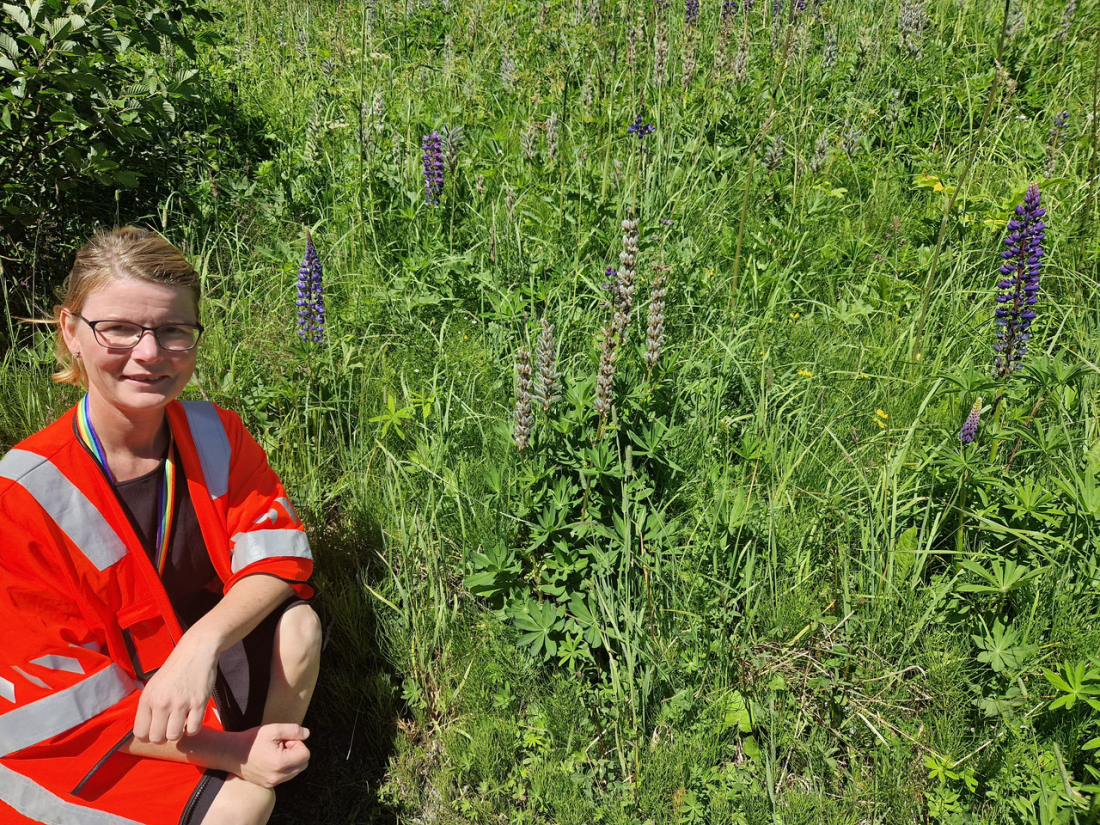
[3,0,1100,821]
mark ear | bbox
[59,308,80,355]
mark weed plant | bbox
[3,0,1100,821]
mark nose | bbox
[130,328,163,359]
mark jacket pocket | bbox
[118,599,175,680]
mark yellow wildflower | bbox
[875,409,888,420]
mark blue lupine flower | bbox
[422,131,444,204]
[959,397,982,444]
[627,115,655,140]
[722,0,739,19]
[685,0,700,25]
[993,184,1045,379]
[297,230,325,344]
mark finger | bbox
[132,702,152,741]
[164,708,186,742]
[146,709,169,744]
[184,705,205,737]
[269,723,309,742]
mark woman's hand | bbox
[222,724,311,789]
[132,632,219,744]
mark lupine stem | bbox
[910,0,1012,369]
[1081,36,1100,271]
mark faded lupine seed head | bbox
[505,187,516,218]
[520,121,539,161]
[682,30,698,88]
[440,125,465,173]
[733,28,750,84]
[993,184,1045,380]
[714,21,732,75]
[627,9,643,67]
[653,16,669,86]
[1058,0,1075,41]
[296,229,325,344]
[594,321,618,420]
[582,72,595,108]
[372,90,385,128]
[546,113,559,162]
[513,348,534,451]
[841,120,863,157]
[442,34,454,73]
[885,89,902,127]
[475,174,485,196]
[587,0,600,27]
[898,0,926,60]
[422,131,445,205]
[823,24,838,68]
[613,158,624,182]
[1005,1,1023,39]
[764,133,785,172]
[532,317,562,411]
[1045,111,1069,179]
[390,130,404,166]
[500,46,517,90]
[959,397,983,445]
[645,272,667,376]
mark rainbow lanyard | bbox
[76,395,177,575]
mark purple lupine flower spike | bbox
[685,0,699,25]
[422,131,444,205]
[627,115,655,140]
[993,184,1045,379]
[722,0,739,19]
[297,230,325,344]
[959,397,983,444]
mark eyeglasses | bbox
[75,313,204,352]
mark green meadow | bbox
[2,0,1100,821]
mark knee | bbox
[276,603,322,671]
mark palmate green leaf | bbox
[512,598,560,659]
[958,558,1046,596]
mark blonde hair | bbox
[53,226,201,387]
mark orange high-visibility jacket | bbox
[0,400,313,824]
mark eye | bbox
[100,323,139,334]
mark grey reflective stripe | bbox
[181,401,230,500]
[0,664,137,758]
[230,529,312,574]
[0,763,143,825]
[0,450,126,571]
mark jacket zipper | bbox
[178,771,213,825]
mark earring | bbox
[74,352,82,359]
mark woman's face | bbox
[61,278,199,421]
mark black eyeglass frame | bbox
[74,312,205,352]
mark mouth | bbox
[122,375,169,385]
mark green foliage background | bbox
[3,0,1100,821]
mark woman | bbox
[0,227,322,824]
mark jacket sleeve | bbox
[219,409,314,598]
[0,497,142,788]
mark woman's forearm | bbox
[120,726,236,772]
[186,574,294,655]
[121,723,312,789]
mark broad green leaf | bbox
[3,4,30,32]
[0,32,19,58]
